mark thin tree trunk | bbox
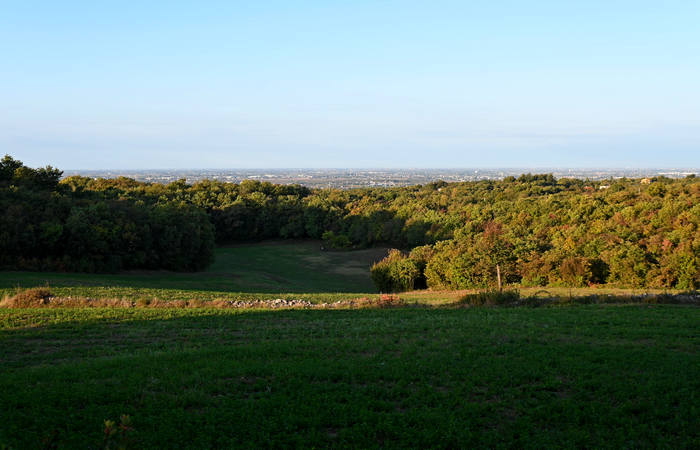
[496,264,502,292]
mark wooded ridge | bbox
[2,155,698,290]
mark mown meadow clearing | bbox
[0,241,388,304]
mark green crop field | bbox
[1,306,699,448]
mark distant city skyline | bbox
[2,1,699,169]
[60,168,699,189]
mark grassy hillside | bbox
[1,306,698,448]
[0,241,388,302]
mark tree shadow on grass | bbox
[1,307,699,449]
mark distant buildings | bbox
[60,169,696,189]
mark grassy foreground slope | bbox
[1,306,698,448]
[0,241,388,302]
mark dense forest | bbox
[1,155,698,290]
[0,156,214,272]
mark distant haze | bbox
[62,168,699,189]
[2,1,699,169]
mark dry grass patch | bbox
[0,288,416,310]
[1,287,54,307]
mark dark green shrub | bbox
[370,249,420,292]
[321,231,352,250]
[458,289,520,306]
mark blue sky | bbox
[2,1,699,169]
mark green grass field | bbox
[1,306,698,448]
[0,241,389,303]
[2,242,699,447]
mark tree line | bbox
[2,155,698,290]
[1,156,214,272]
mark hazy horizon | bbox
[62,166,699,171]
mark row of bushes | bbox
[371,241,699,293]
[457,290,700,307]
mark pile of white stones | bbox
[225,298,316,308]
